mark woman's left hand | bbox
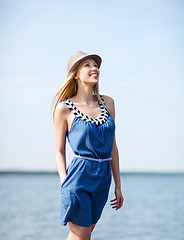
[110,188,124,210]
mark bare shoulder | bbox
[101,95,115,119]
[102,95,114,106]
[53,101,70,124]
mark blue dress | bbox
[60,96,115,227]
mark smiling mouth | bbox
[89,73,98,77]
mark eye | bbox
[84,63,99,68]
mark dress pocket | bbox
[60,157,85,188]
[61,174,68,188]
[60,159,75,188]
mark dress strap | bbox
[99,95,105,104]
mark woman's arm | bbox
[111,135,121,189]
[103,95,124,210]
[53,102,68,184]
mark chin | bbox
[91,77,99,83]
[84,79,99,85]
[90,80,99,86]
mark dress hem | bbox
[60,218,99,227]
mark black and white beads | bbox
[62,97,109,125]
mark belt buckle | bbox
[99,158,102,163]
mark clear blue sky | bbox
[0,0,184,172]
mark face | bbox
[74,58,100,85]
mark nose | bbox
[92,65,98,71]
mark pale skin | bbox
[54,58,124,240]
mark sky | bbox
[0,0,184,172]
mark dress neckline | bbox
[63,97,109,125]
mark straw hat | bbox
[67,51,102,74]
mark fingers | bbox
[117,196,124,210]
[110,199,120,210]
[110,196,124,210]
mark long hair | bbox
[51,68,108,119]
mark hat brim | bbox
[68,54,102,74]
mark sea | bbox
[0,172,184,240]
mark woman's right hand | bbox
[60,175,67,185]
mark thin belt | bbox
[74,154,112,163]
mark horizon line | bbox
[0,170,184,175]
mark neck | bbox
[75,83,96,103]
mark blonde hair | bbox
[51,68,108,119]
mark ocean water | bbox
[0,172,184,240]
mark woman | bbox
[52,51,124,240]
